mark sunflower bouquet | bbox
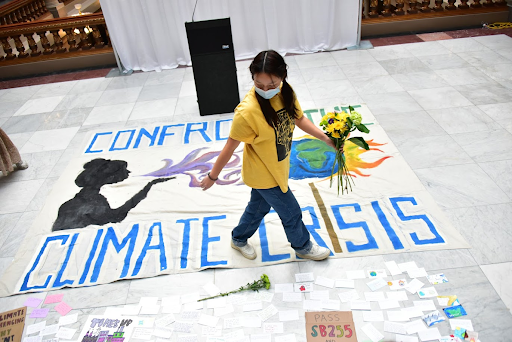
[319,106,370,195]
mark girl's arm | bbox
[295,115,338,150]
[200,137,241,190]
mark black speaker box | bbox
[185,18,240,116]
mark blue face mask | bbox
[255,85,280,100]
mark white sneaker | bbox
[296,244,330,261]
[231,240,257,260]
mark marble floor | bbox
[1,32,512,342]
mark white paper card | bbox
[395,334,419,342]
[183,301,203,311]
[402,307,424,319]
[251,292,274,303]
[155,314,175,327]
[161,296,180,307]
[174,321,194,333]
[241,316,261,328]
[282,292,302,302]
[202,326,222,336]
[294,283,313,293]
[322,300,341,310]
[249,334,271,342]
[181,293,200,304]
[449,319,473,331]
[275,283,294,293]
[350,300,372,310]
[335,279,355,288]
[417,287,438,299]
[379,299,400,310]
[262,322,283,334]
[131,328,153,340]
[437,297,450,306]
[362,311,384,322]
[408,268,428,278]
[140,305,160,315]
[23,337,42,342]
[161,305,181,314]
[397,261,418,272]
[257,304,278,322]
[139,297,158,306]
[279,310,299,321]
[418,327,441,341]
[207,297,227,309]
[388,279,408,290]
[55,328,77,340]
[338,290,359,302]
[310,291,329,301]
[386,291,408,301]
[366,269,387,278]
[315,276,335,288]
[303,300,323,311]
[59,313,78,326]
[123,305,142,315]
[367,278,387,291]
[346,270,366,279]
[295,273,314,282]
[181,311,201,320]
[104,307,123,316]
[203,283,221,296]
[153,328,173,338]
[385,261,403,276]
[405,279,424,294]
[198,314,220,327]
[274,334,297,342]
[361,323,384,342]
[214,304,234,316]
[406,319,428,334]
[386,311,410,322]
[383,321,407,334]
[27,322,46,335]
[413,300,436,311]
[224,317,241,329]
[243,301,263,312]
[364,292,385,302]
[40,325,59,336]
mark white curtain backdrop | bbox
[100,0,360,72]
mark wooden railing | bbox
[362,0,507,19]
[0,12,110,63]
[0,0,49,25]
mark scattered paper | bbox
[207,297,227,309]
[413,300,436,311]
[40,324,59,336]
[397,261,418,272]
[383,321,407,334]
[279,310,299,321]
[421,310,445,327]
[405,279,424,294]
[274,334,297,342]
[249,334,271,342]
[174,321,194,333]
[198,314,220,327]
[338,290,359,302]
[335,279,355,288]
[408,268,428,278]
[54,302,72,316]
[303,300,322,311]
[243,301,262,312]
[418,287,438,299]
[386,310,410,322]
[282,292,302,302]
[203,283,221,296]
[379,299,400,310]
[395,334,418,342]
[362,311,384,322]
[364,292,385,302]
[27,322,46,335]
[426,273,448,285]
[294,283,313,293]
[202,326,222,336]
[23,337,42,342]
[436,297,449,306]
[24,297,43,308]
[55,327,76,340]
[181,311,201,320]
[183,301,203,311]
[30,309,50,319]
[388,279,408,290]
[346,270,366,279]
[177,335,198,342]
[104,307,123,316]
[449,319,473,331]
[140,305,161,315]
[153,327,173,338]
[161,296,180,307]
[367,278,387,291]
[361,323,384,342]
[252,292,274,303]
[241,316,261,328]
[262,322,283,333]
[367,269,387,278]
[443,304,467,318]
[321,299,341,310]
[223,317,241,329]
[386,291,408,301]
[402,307,424,319]
[350,300,371,311]
[437,295,459,307]
[295,273,314,282]
[418,327,441,341]
[214,304,235,316]
[406,319,428,334]
[315,276,335,288]
[124,305,142,315]
[310,291,329,301]
[181,293,200,304]
[385,261,403,276]
[275,283,294,293]
[44,294,64,304]
[162,305,181,314]
[257,304,278,322]
[131,328,153,340]
[59,312,78,326]
[155,314,175,327]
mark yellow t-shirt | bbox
[229,87,303,193]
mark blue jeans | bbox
[232,186,312,254]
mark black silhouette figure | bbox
[52,158,173,231]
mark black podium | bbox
[185,18,240,116]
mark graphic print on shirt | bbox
[274,108,294,161]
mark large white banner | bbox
[0,105,470,297]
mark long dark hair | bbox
[249,50,299,127]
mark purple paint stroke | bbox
[144,147,243,187]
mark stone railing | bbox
[0,0,49,25]
[362,0,507,18]
[0,12,110,62]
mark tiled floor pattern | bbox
[1,30,512,341]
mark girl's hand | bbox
[200,174,216,191]
[324,137,344,153]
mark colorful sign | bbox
[0,307,26,342]
[305,311,357,342]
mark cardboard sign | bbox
[305,311,357,342]
[0,307,27,342]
